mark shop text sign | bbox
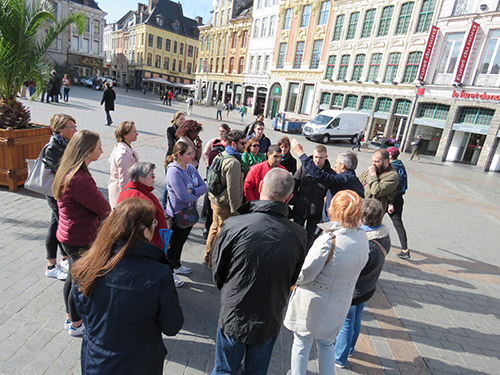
[455,22,479,83]
[418,26,439,82]
[452,90,500,101]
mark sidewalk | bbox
[0,86,499,374]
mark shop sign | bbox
[418,26,439,82]
[455,22,479,83]
[452,90,500,102]
[414,118,445,129]
[68,53,103,69]
[452,123,489,135]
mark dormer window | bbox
[156,15,164,26]
[172,20,180,32]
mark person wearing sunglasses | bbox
[241,137,267,175]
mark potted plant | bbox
[0,0,85,191]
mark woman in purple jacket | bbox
[53,130,111,336]
[165,141,207,280]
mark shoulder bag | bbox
[25,144,54,196]
[168,198,199,229]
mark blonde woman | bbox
[284,190,369,375]
[53,130,111,336]
[108,121,139,208]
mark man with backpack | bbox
[204,130,246,268]
[386,147,410,259]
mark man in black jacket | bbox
[292,144,334,248]
[100,82,116,126]
[212,168,307,375]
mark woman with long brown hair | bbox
[72,198,183,374]
[284,190,370,375]
[175,119,203,169]
[53,129,111,336]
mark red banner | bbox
[418,25,439,82]
[455,21,479,83]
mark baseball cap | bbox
[386,146,400,158]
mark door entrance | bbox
[457,133,485,165]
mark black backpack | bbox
[207,154,233,196]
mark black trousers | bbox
[166,217,193,269]
[294,216,321,250]
[202,193,214,231]
[105,109,113,125]
[45,196,67,259]
[61,243,88,322]
[389,194,408,250]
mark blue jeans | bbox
[212,326,277,375]
[334,303,365,366]
[291,333,335,375]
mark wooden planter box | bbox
[0,124,51,192]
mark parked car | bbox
[302,110,368,144]
[80,77,94,87]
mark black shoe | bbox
[202,228,208,239]
[397,250,411,259]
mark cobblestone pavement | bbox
[1,87,499,375]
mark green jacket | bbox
[359,167,399,212]
[241,152,267,175]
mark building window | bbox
[173,41,177,53]
[377,6,394,37]
[203,58,207,72]
[187,62,192,74]
[93,40,99,55]
[301,5,311,27]
[360,96,374,111]
[155,55,161,68]
[242,30,248,47]
[361,9,376,38]
[156,36,162,49]
[254,19,260,37]
[416,0,436,33]
[178,60,182,72]
[229,57,235,72]
[264,55,270,72]
[261,17,267,37]
[166,39,171,51]
[367,53,382,81]
[479,30,500,74]
[332,14,345,41]
[188,45,194,57]
[147,53,152,66]
[320,92,331,106]
[93,20,100,37]
[206,36,210,51]
[209,58,213,72]
[286,83,299,112]
[402,51,422,83]
[337,54,350,80]
[256,56,262,72]
[231,32,238,48]
[238,57,245,74]
[456,107,495,126]
[351,54,365,80]
[294,41,305,69]
[395,2,414,35]
[318,1,330,25]
[221,10,225,25]
[249,56,255,72]
[325,55,336,79]
[180,43,184,55]
[310,40,323,69]
[300,84,315,115]
[437,33,464,74]
[346,12,359,40]
[384,52,401,82]
[452,0,476,16]
[216,58,219,72]
[277,43,287,68]
[71,35,79,50]
[345,95,358,109]
[417,103,450,120]
[331,93,344,108]
[83,38,89,53]
[394,99,412,115]
[375,97,392,112]
[269,15,276,36]
[283,8,292,30]
[165,57,170,70]
[148,34,154,47]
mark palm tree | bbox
[0,0,86,129]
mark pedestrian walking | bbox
[49,70,61,103]
[225,101,232,117]
[186,97,194,116]
[125,82,129,92]
[386,146,410,259]
[352,128,365,151]
[239,104,247,123]
[216,100,224,120]
[72,198,183,375]
[143,83,147,95]
[168,90,173,105]
[409,134,423,161]
[62,74,71,102]
[100,82,116,126]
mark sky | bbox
[96,0,214,24]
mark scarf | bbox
[53,133,69,148]
[225,146,242,161]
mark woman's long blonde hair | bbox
[53,130,100,199]
[72,198,156,297]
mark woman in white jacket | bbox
[284,190,369,375]
[108,121,139,208]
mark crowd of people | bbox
[40,110,411,374]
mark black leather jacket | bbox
[42,134,66,174]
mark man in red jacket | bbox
[244,145,287,201]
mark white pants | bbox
[291,333,335,375]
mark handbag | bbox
[25,144,54,196]
[168,198,199,229]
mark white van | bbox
[302,110,368,144]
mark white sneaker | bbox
[68,323,84,337]
[64,318,71,330]
[59,258,69,273]
[173,274,184,288]
[174,265,192,275]
[57,269,68,281]
[45,265,66,280]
